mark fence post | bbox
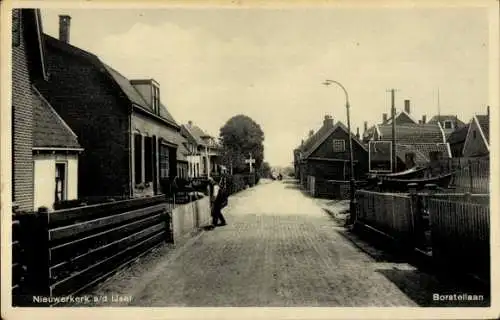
[164,207,173,243]
[20,207,50,305]
[468,160,474,193]
[408,183,424,249]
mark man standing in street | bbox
[210,175,228,228]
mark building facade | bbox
[12,9,82,212]
[181,121,222,178]
[37,15,183,199]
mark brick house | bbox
[36,15,183,199]
[462,107,490,158]
[294,115,369,194]
[12,9,83,212]
[181,121,222,178]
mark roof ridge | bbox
[102,63,150,107]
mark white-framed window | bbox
[332,139,346,152]
[443,120,454,129]
[159,144,169,179]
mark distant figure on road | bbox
[210,175,228,227]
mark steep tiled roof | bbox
[44,34,179,128]
[385,111,418,125]
[175,134,190,162]
[377,123,444,143]
[103,64,149,109]
[302,121,368,159]
[447,124,469,144]
[183,123,212,146]
[476,115,489,144]
[32,87,81,149]
[369,142,449,166]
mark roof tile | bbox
[378,123,444,143]
[32,87,81,149]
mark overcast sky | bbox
[40,6,491,167]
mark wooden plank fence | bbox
[12,212,25,306]
[428,198,490,282]
[14,195,172,306]
[447,158,489,194]
[355,190,423,246]
[355,187,490,283]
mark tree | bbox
[219,115,265,174]
[260,162,272,178]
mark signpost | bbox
[245,153,256,173]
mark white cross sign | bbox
[245,153,256,172]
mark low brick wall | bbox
[171,196,211,245]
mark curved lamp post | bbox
[323,79,356,225]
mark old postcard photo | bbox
[1,0,498,319]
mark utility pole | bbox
[437,88,441,125]
[387,89,398,173]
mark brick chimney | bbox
[309,130,314,137]
[59,15,71,43]
[355,127,360,140]
[323,115,333,128]
[487,105,490,118]
[382,113,388,123]
[404,99,411,114]
[364,121,368,133]
[422,115,426,124]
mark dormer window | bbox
[152,85,160,115]
[443,120,454,129]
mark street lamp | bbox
[323,79,356,225]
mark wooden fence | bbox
[355,188,490,283]
[13,195,171,306]
[12,213,25,306]
[428,198,490,282]
[446,158,489,194]
[355,190,421,245]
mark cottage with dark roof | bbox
[293,115,369,195]
[462,107,490,158]
[181,121,223,178]
[36,14,184,198]
[12,9,83,212]
[32,87,83,210]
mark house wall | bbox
[132,112,180,196]
[449,142,465,158]
[12,12,34,211]
[33,153,78,211]
[309,127,369,179]
[187,155,202,177]
[177,162,188,178]
[36,46,131,198]
[463,120,489,157]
